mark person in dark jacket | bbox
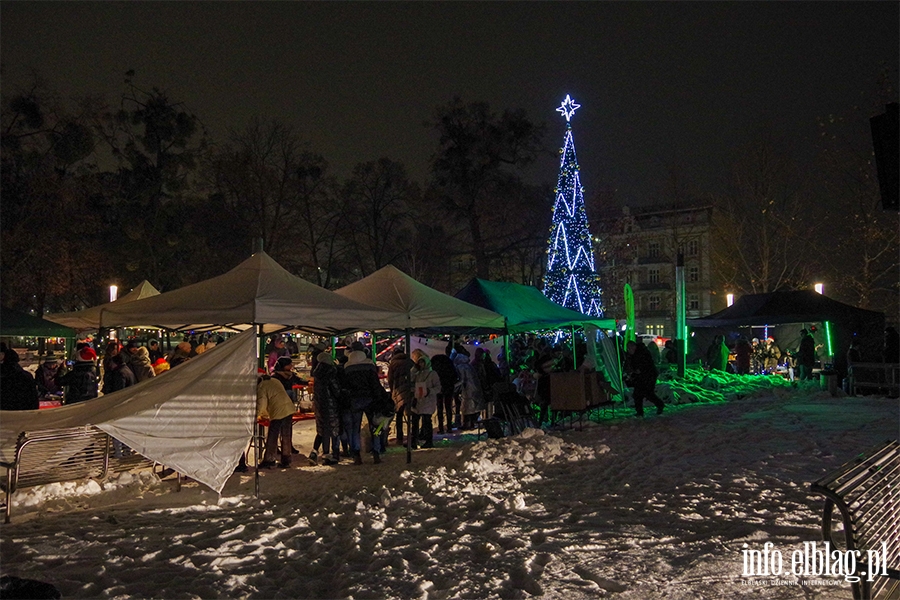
[311,353,342,466]
[796,329,816,380]
[342,350,386,464]
[105,352,136,392]
[387,347,415,445]
[624,340,665,417]
[55,359,98,405]
[430,351,459,434]
[0,345,39,411]
[734,336,752,375]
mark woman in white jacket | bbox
[410,349,441,448]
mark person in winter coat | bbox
[104,353,136,392]
[430,351,459,433]
[795,329,816,380]
[168,342,193,368]
[55,359,98,405]
[706,335,729,372]
[472,348,502,412]
[256,372,296,469]
[453,352,483,430]
[0,345,39,411]
[410,349,441,448]
[734,336,752,375]
[129,346,156,383]
[342,350,386,464]
[387,347,415,445]
[266,336,290,374]
[624,340,665,417]
[311,353,342,465]
[34,355,63,398]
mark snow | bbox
[1,378,897,599]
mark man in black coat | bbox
[624,340,665,417]
[0,345,39,411]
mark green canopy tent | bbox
[0,306,78,358]
[454,278,624,398]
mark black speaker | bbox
[870,103,899,211]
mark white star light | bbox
[556,95,581,122]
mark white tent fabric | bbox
[45,280,161,330]
[0,329,257,493]
[335,265,506,331]
[96,252,408,333]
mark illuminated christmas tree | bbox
[542,95,603,316]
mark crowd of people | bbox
[0,334,223,412]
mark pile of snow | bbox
[10,470,160,511]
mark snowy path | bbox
[1,383,897,599]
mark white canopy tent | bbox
[45,280,161,330]
[0,329,257,493]
[95,252,409,334]
[334,265,506,332]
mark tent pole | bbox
[405,328,412,465]
[571,326,577,368]
[372,331,378,364]
[254,323,262,499]
[504,332,510,382]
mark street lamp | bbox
[814,283,824,295]
[109,285,118,340]
[726,293,735,307]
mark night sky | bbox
[2,2,897,206]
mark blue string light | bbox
[542,96,603,317]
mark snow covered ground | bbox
[1,378,897,599]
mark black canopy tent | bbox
[688,290,885,378]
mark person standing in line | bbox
[734,336,752,375]
[454,349,483,430]
[430,349,459,434]
[311,352,342,466]
[410,349,441,448]
[387,346,415,445]
[624,340,665,417]
[256,370,296,469]
[341,350,384,464]
[147,339,165,363]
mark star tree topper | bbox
[556,94,581,122]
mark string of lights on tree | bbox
[542,95,604,317]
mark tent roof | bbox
[45,280,161,330]
[454,278,616,334]
[94,252,409,334]
[335,265,506,332]
[0,306,77,338]
[688,290,885,328]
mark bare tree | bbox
[340,158,418,277]
[709,136,819,294]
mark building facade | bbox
[595,204,717,338]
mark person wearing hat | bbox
[256,370,296,469]
[34,354,63,399]
[310,352,342,465]
[55,353,99,405]
[342,350,388,464]
[266,336,290,374]
[168,341,193,368]
[0,344,40,411]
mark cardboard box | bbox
[550,372,610,411]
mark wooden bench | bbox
[809,440,900,600]
[1,426,155,523]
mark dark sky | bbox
[2,2,897,206]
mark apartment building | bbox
[595,204,715,338]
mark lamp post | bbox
[814,283,824,295]
[109,285,118,341]
[726,293,735,307]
